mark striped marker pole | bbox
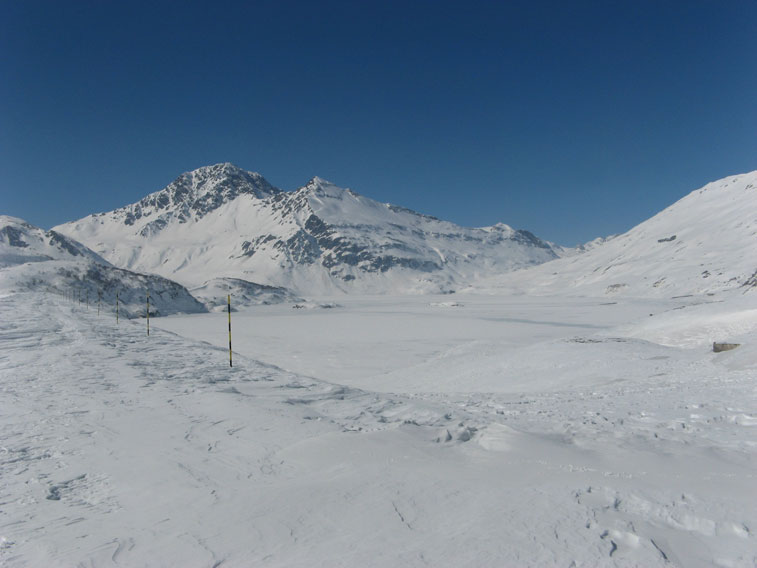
[86,289,89,310]
[116,292,119,324]
[228,294,232,367]
[146,292,150,336]
[98,290,101,316]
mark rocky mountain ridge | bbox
[55,164,560,294]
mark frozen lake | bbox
[2,290,755,566]
[154,294,668,392]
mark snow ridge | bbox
[0,215,109,268]
[0,216,205,316]
[474,170,757,297]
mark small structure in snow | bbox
[713,342,740,353]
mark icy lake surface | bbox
[156,295,670,391]
[2,291,756,566]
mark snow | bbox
[1,287,755,567]
[473,170,757,298]
[3,168,757,566]
[190,277,303,311]
[0,216,205,317]
[53,164,559,294]
[0,260,205,318]
[0,215,109,268]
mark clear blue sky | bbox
[2,1,755,245]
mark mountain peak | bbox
[482,222,514,233]
[93,164,282,230]
[304,176,339,191]
[177,163,274,196]
[187,162,244,177]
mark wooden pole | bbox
[228,294,232,367]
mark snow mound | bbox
[191,277,302,311]
[0,261,205,317]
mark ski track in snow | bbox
[0,292,756,567]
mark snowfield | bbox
[1,289,755,567]
[3,167,756,566]
[473,170,757,299]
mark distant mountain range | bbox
[4,164,754,305]
[53,163,560,295]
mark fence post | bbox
[228,294,232,367]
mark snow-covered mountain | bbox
[0,216,205,317]
[54,163,559,294]
[550,235,618,259]
[0,215,109,268]
[473,170,757,298]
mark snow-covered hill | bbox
[0,215,109,267]
[54,164,559,294]
[473,170,757,298]
[191,277,303,311]
[0,216,205,317]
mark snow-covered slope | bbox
[0,216,205,317]
[551,234,618,258]
[54,164,558,294]
[473,171,757,297]
[0,215,109,267]
[191,277,303,311]
[3,289,756,567]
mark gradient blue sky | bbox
[2,1,755,245]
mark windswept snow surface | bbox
[3,289,756,567]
